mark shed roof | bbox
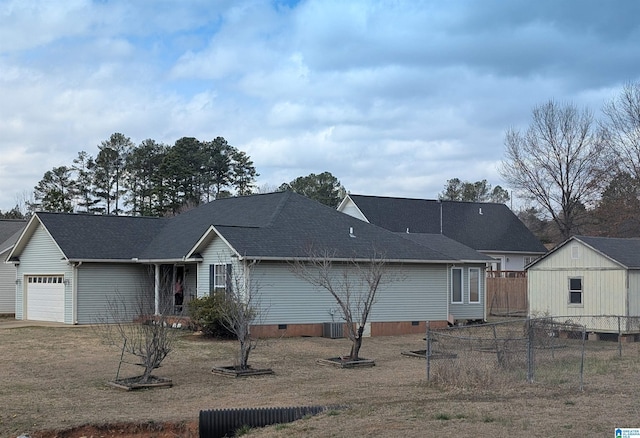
[343,194,547,254]
[573,235,640,269]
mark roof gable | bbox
[345,194,547,254]
[20,213,168,261]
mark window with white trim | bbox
[469,268,480,303]
[209,263,231,294]
[451,268,463,303]
[569,277,583,305]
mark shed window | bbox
[569,277,582,305]
[571,245,580,259]
[469,268,480,303]
[451,268,463,303]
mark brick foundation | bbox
[251,320,448,338]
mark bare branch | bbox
[290,247,393,360]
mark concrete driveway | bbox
[0,318,73,329]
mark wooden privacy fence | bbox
[486,271,527,316]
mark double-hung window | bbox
[210,263,231,295]
[451,268,463,303]
[469,268,480,303]
[569,277,583,305]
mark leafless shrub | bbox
[95,267,182,384]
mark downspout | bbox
[446,264,450,323]
[154,263,160,315]
[72,261,82,324]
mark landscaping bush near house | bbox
[188,294,235,338]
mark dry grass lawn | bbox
[1,322,639,437]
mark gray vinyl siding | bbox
[0,249,16,313]
[76,263,148,324]
[15,224,72,321]
[251,262,450,325]
[197,236,238,298]
[449,265,486,320]
[371,264,449,322]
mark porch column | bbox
[154,263,160,315]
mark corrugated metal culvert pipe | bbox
[199,405,337,438]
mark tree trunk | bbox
[349,325,365,360]
[238,333,252,370]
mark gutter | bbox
[238,255,487,264]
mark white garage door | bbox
[26,276,65,322]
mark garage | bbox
[26,275,65,322]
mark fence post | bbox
[492,324,503,367]
[580,325,586,391]
[426,321,431,382]
[618,316,622,358]
[526,317,534,383]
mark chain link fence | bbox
[422,316,640,391]
[424,318,587,390]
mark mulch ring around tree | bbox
[317,357,375,368]
[107,375,173,391]
[211,365,275,378]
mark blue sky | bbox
[1,0,639,211]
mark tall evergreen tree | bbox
[33,166,76,212]
[279,171,346,208]
[72,151,97,213]
[94,133,134,214]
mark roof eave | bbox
[240,255,481,264]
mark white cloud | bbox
[1,0,640,211]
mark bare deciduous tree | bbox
[500,100,608,240]
[291,248,390,361]
[97,267,181,385]
[602,81,640,179]
[216,261,262,370]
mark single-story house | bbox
[0,219,27,314]
[528,235,640,333]
[338,194,547,271]
[8,192,493,335]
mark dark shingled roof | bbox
[400,233,494,262]
[37,213,168,260]
[31,192,490,263]
[574,235,640,269]
[0,219,27,254]
[346,194,547,253]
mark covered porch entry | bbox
[150,263,198,316]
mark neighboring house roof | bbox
[341,194,547,254]
[10,192,492,265]
[531,235,640,270]
[0,219,27,256]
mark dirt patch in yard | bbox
[35,421,198,438]
[1,325,640,438]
